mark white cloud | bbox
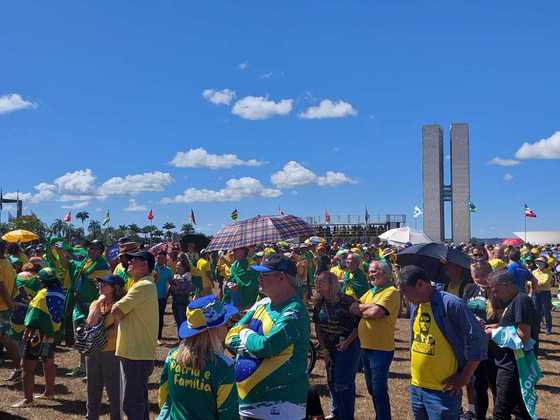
[317,171,356,187]
[299,99,358,120]
[231,96,293,120]
[30,183,56,203]
[238,62,248,71]
[4,183,56,205]
[488,157,520,166]
[61,201,89,209]
[161,177,281,204]
[202,89,236,106]
[170,148,263,170]
[504,173,513,181]
[124,198,148,212]
[98,171,173,196]
[259,72,273,79]
[54,169,96,195]
[0,93,37,115]
[270,161,356,188]
[515,131,560,159]
[270,161,317,188]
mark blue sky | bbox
[1,1,559,238]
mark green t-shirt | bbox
[342,269,369,300]
[158,348,238,420]
[225,296,310,419]
[225,259,259,309]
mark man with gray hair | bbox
[486,269,538,420]
[350,260,401,419]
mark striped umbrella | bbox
[206,214,314,251]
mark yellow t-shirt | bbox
[411,303,458,390]
[0,258,16,311]
[488,259,506,270]
[330,266,347,281]
[196,258,213,290]
[114,275,158,360]
[533,269,553,292]
[358,285,401,351]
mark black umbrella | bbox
[396,243,471,281]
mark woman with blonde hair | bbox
[313,271,360,420]
[85,274,125,420]
[157,294,239,419]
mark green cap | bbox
[37,267,57,283]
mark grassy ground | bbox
[1,305,559,419]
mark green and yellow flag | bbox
[25,287,66,337]
[230,208,238,221]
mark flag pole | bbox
[524,212,527,244]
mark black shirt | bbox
[312,294,359,353]
[462,283,489,322]
[494,292,539,371]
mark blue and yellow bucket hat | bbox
[179,295,238,339]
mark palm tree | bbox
[88,220,101,239]
[50,219,66,237]
[180,223,195,236]
[76,211,90,235]
[128,224,141,234]
[118,224,128,231]
[162,222,176,240]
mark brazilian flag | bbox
[25,287,65,338]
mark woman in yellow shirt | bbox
[85,275,125,420]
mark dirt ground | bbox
[1,305,559,419]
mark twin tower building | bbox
[422,123,471,244]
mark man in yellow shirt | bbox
[112,250,158,420]
[350,260,400,419]
[0,240,20,373]
[399,265,486,420]
[196,249,215,297]
[330,249,348,281]
[533,256,553,335]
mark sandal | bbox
[11,399,34,408]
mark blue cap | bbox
[251,253,297,276]
[96,274,125,288]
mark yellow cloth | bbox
[297,259,308,281]
[488,259,506,270]
[358,286,401,351]
[168,259,177,275]
[217,256,231,279]
[330,266,347,281]
[533,269,553,292]
[0,258,16,311]
[114,275,158,360]
[196,258,213,289]
[411,303,458,390]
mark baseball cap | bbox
[125,250,155,271]
[251,253,297,276]
[96,274,125,288]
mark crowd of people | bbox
[0,234,558,419]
